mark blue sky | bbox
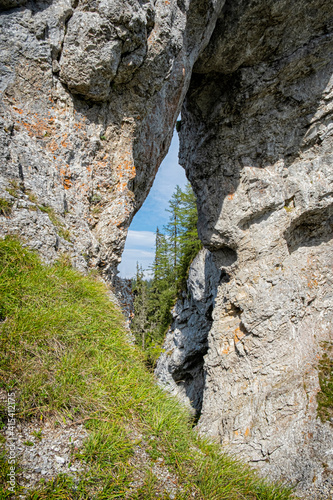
[118,130,187,278]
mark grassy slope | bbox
[0,237,293,499]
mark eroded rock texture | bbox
[156,249,221,415]
[0,0,222,279]
[177,0,333,491]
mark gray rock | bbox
[155,249,220,415]
[59,11,122,101]
[55,455,65,465]
[179,0,333,491]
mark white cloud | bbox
[125,230,155,249]
[118,248,154,279]
[150,134,187,204]
[118,231,155,278]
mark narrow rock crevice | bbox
[155,249,221,417]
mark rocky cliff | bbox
[159,0,333,492]
[156,248,221,415]
[1,0,332,494]
[0,0,221,279]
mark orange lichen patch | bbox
[80,183,90,195]
[148,30,156,43]
[117,156,136,176]
[244,427,250,438]
[12,106,24,114]
[47,139,59,154]
[73,116,87,134]
[234,326,246,343]
[228,193,235,201]
[234,430,239,436]
[63,178,72,190]
[307,278,318,289]
[58,164,74,190]
[61,133,72,149]
[222,343,231,355]
[13,106,57,140]
[96,161,108,169]
[114,153,137,193]
[306,255,317,267]
[116,181,130,193]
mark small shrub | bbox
[23,440,34,446]
[31,430,43,441]
[0,198,12,216]
[317,342,333,423]
[89,193,102,204]
[39,205,71,242]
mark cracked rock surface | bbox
[156,249,221,415]
[178,0,333,491]
[0,0,222,281]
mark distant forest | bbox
[131,183,202,366]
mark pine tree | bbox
[177,183,202,286]
[131,182,202,365]
[131,263,150,349]
[165,185,182,280]
[150,228,171,290]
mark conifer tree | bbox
[131,182,202,365]
[165,185,182,279]
[131,263,150,349]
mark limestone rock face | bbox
[0,0,332,494]
[155,249,220,414]
[0,0,222,279]
[179,0,333,490]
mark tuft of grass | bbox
[6,179,22,198]
[6,187,19,198]
[23,440,34,447]
[26,190,38,204]
[0,198,13,216]
[31,430,43,441]
[38,205,71,242]
[0,451,22,498]
[317,342,333,423]
[0,237,293,499]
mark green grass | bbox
[38,205,71,241]
[0,198,12,216]
[0,237,293,499]
[317,342,333,423]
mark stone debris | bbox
[125,429,185,499]
[1,418,88,494]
